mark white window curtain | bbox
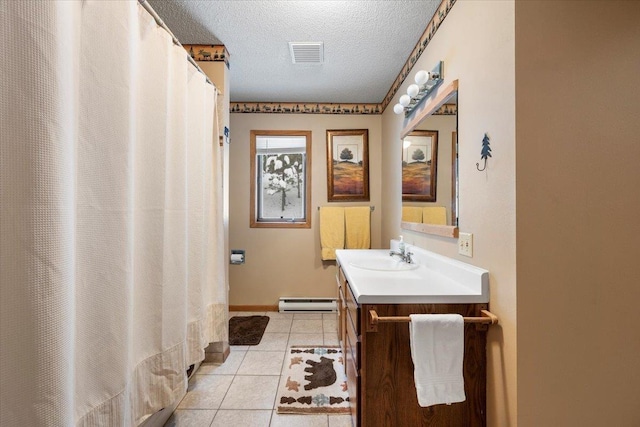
[0,1,227,425]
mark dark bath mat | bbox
[229,315,270,345]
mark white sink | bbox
[350,256,420,271]
[336,248,489,304]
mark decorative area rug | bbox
[277,346,350,414]
[228,315,269,345]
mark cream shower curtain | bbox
[0,1,227,425]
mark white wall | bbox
[381,2,516,425]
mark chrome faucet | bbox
[389,249,414,264]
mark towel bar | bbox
[369,309,498,326]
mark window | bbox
[250,130,312,228]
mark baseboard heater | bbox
[278,297,337,313]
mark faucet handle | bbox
[405,251,414,263]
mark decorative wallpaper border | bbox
[184,44,229,68]
[433,103,457,116]
[380,0,456,112]
[188,0,455,114]
[230,102,382,115]
[229,102,455,115]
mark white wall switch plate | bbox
[458,232,473,257]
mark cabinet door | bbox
[360,303,487,427]
[337,266,347,355]
[338,283,347,357]
[345,310,360,426]
[345,281,360,335]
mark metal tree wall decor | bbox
[476,133,492,171]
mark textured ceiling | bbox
[148,0,441,104]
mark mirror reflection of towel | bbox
[402,206,423,223]
[319,207,344,260]
[422,206,447,225]
[345,207,370,249]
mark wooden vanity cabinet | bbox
[336,265,488,427]
[336,267,347,355]
[337,266,360,423]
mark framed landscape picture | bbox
[402,130,438,201]
[326,129,369,201]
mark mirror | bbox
[400,80,459,238]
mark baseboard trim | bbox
[229,305,279,312]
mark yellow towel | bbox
[320,207,345,260]
[422,206,447,225]
[345,207,371,249]
[402,206,423,223]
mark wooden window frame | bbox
[250,130,312,229]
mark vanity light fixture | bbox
[393,61,444,117]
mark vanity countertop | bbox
[335,248,489,304]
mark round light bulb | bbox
[403,140,412,149]
[407,84,420,98]
[393,103,405,115]
[399,94,411,107]
[415,70,429,86]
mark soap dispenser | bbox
[398,235,405,254]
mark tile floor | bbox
[164,311,352,427]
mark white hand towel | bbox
[409,314,466,407]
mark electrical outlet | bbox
[458,232,473,257]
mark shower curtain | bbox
[0,1,227,425]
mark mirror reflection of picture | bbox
[402,130,438,202]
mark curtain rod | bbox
[137,0,216,89]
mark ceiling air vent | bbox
[288,42,323,64]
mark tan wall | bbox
[228,114,382,306]
[381,2,517,425]
[516,2,640,426]
[228,1,640,424]
[198,61,231,311]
